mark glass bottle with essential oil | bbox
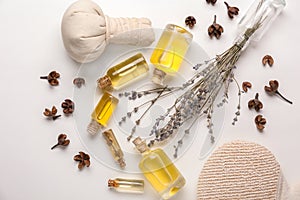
[108,178,144,194]
[150,24,193,85]
[102,129,126,169]
[132,137,186,199]
[87,92,118,135]
[98,53,149,90]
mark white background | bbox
[0,0,299,200]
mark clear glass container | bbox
[87,92,119,135]
[102,129,126,169]
[150,24,193,85]
[133,137,186,199]
[97,53,149,90]
[235,0,286,49]
[108,178,144,194]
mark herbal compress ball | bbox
[61,0,155,63]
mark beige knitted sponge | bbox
[197,141,287,200]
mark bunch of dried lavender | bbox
[119,20,261,157]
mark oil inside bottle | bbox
[150,24,193,74]
[139,149,186,199]
[98,53,149,89]
[133,137,186,199]
[87,92,118,135]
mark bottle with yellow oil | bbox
[132,137,186,199]
[87,92,118,135]
[150,24,193,85]
[97,53,149,90]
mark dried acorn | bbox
[206,0,217,5]
[43,106,61,120]
[255,114,266,131]
[224,2,239,19]
[61,99,75,114]
[208,15,224,39]
[40,71,60,86]
[248,93,263,111]
[74,152,90,170]
[185,16,196,28]
[264,80,293,104]
[51,134,70,150]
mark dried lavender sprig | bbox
[126,86,168,141]
[118,86,182,126]
[173,114,203,158]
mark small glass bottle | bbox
[150,24,193,85]
[87,92,119,135]
[235,0,286,50]
[132,137,186,199]
[102,129,126,169]
[97,53,149,90]
[108,178,144,194]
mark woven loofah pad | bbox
[197,141,282,200]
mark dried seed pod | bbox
[242,81,252,92]
[185,16,196,28]
[40,71,60,86]
[61,99,75,114]
[43,106,61,120]
[255,114,266,131]
[73,77,85,88]
[262,55,274,66]
[51,134,70,150]
[206,0,217,5]
[224,2,239,19]
[74,151,90,170]
[264,80,293,104]
[208,15,224,39]
[248,93,263,112]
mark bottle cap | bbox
[97,75,112,89]
[152,68,166,86]
[87,119,102,135]
[108,179,118,187]
[132,137,149,153]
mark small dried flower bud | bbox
[61,99,75,114]
[248,93,263,112]
[73,77,85,88]
[224,2,239,19]
[262,55,274,67]
[264,80,293,104]
[74,151,90,170]
[185,16,196,28]
[40,71,60,86]
[242,81,252,92]
[206,0,217,5]
[208,15,224,39]
[43,106,61,120]
[255,114,266,131]
[51,134,70,150]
